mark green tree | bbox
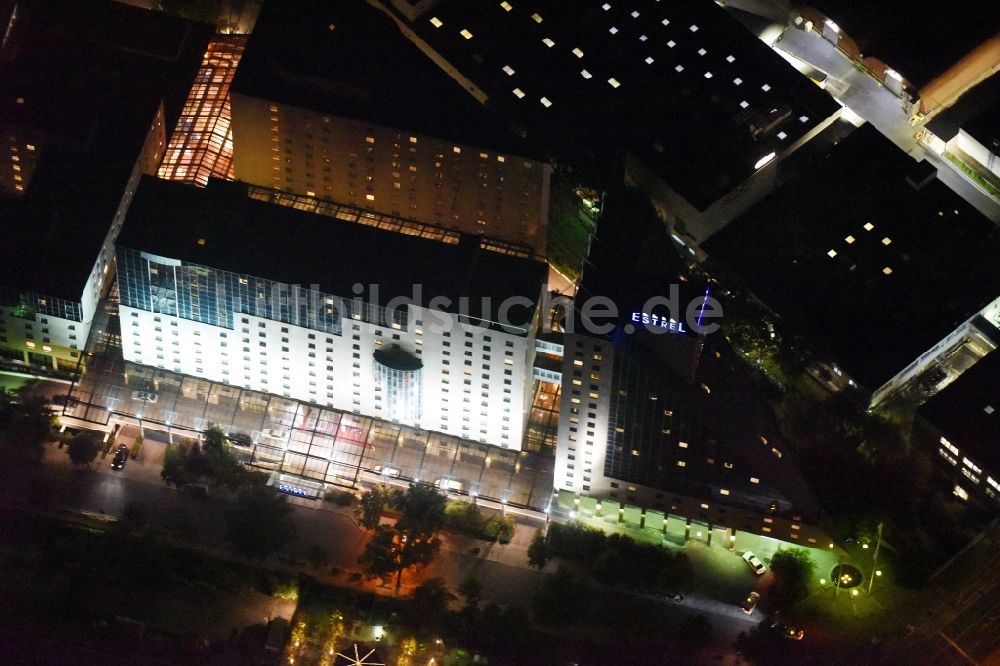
[658,552,695,594]
[527,529,551,569]
[161,441,196,488]
[358,484,394,530]
[395,482,447,535]
[401,578,455,635]
[769,548,816,609]
[458,575,482,610]
[224,484,296,559]
[66,431,102,466]
[0,387,55,468]
[358,524,440,591]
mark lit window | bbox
[460,28,473,39]
[750,477,759,484]
[601,3,611,10]
[503,64,515,75]
[726,55,735,63]
[581,69,592,79]
[645,56,654,64]
[500,1,513,10]
[677,460,686,467]
[799,115,810,122]
[733,77,742,85]
[497,155,505,162]
[845,235,855,244]
[662,18,670,26]
[631,10,639,17]
[882,237,892,245]
[512,88,525,98]
[366,194,375,201]
[542,37,555,47]
[761,83,771,91]
[864,222,875,231]
[720,489,730,496]
[704,71,713,79]
[827,249,837,258]
[739,100,748,108]
[26,144,35,151]
[540,96,552,107]
[531,12,543,23]
[777,131,787,139]
[675,64,684,72]
[572,47,584,58]
[700,503,709,509]
[409,136,418,143]
[667,39,675,47]
[639,34,648,42]
[453,146,462,154]
[883,266,893,275]
[678,441,688,448]
[608,77,621,88]
[609,26,618,35]
[690,24,699,31]
[697,48,707,56]
[430,16,443,27]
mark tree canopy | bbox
[66,431,102,466]
[769,548,816,609]
[224,483,296,560]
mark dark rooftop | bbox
[705,124,1000,391]
[919,351,1000,473]
[812,0,998,88]
[405,0,839,209]
[119,177,548,327]
[926,70,1000,146]
[0,0,212,301]
[231,0,536,159]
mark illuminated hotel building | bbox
[116,176,548,450]
[227,0,551,255]
[545,191,829,545]
[0,1,211,372]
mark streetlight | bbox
[867,521,884,595]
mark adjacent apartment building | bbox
[228,0,551,255]
[0,1,211,372]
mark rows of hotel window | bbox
[128,309,519,446]
[0,311,80,353]
[266,105,539,235]
[563,339,608,492]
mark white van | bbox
[435,478,463,493]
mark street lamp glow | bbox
[819,578,826,585]
[862,543,869,549]
[569,510,576,519]
[851,589,859,596]
[754,152,776,169]
[875,570,882,576]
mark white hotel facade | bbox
[116,178,547,451]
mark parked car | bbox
[130,390,158,403]
[227,432,254,448]
[373,465,400,478]
[775,623,804,640]
[741,591,760,615]
[111,444,129,471]
[435,478,463,492]
[742,551,767,575]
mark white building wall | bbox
[120,301,536,450]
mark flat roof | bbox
[919,351,1000,472]
[704,124,1000,390]
[811,0,998,88]
[926,70,1000,146]
[406,0,839,209]
[230,0,537,159]
[0,0,212,301]
[118,177,548,327]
